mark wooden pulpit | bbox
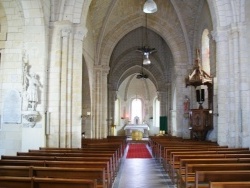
[189,109,213,140]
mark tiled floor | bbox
[112,144,176,188]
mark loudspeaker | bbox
[201,89,205,101]
[196,90,200,102]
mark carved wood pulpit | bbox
[185,49,213,140]
[189,109,212,140]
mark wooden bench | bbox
[150,138,218,161]
[25,149,119,176]
[195,170,250,188]
[180,163,250,188]
[209,181,250,188]
[81,139,126,155]
[177,157,250,184]
[169,150,250,183]
[0,166,106,188]
[16,151,117,177]
[0,159,112,188]
[0,176,97,188]
[176,153,250,174]
[152,138,219,158]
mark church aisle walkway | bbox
[112,144,176,188]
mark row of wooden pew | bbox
[0,136,127,188]
[149,135,250,188]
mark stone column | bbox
[93,65,110,138]
[212,29,230,146]
[60,26,72,147]
[228,26,242,147]
[238,24,250,147]
[71,27,87,146]
[174,65,188,137]
[207,33,217,142]
[108,86,117,135]
[157,91,167,116]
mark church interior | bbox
[1,0,250,187]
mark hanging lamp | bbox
[136,14,157,65]
[143,0,158,14]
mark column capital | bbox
[74,26,88,41]
[61,27,71,37]
[211,29,229,42]
[94,65,110,73]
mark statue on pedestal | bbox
[26,73,41,111]
[21,50,41,127]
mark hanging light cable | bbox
[143,0,158,14]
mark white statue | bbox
[26,73,41,111]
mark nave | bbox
[112,143,176,188]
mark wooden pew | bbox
[195,170,250,188]
[0,176,97,188]
[0,138,125,188]
[169,149,250,183]
[177,157,250,184]
[150,137,218,161]
[0,166,106,188]
[27,148,120,175]
[0,159,112,188]
[180,163,250,188]
[209,181,250,188]
[81,139,126,156]
[172,152,250,179]
[1,156,113,175]
[158,142,221,166]
[163,146,228,163]
[16,151,117,177]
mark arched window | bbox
[201,29,210,75]
[154,98,160,127]
[201,29,211,108]
[131,98,142,124]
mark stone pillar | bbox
[213,25,249,148]
[72,27,87,146]
[157,91,167,116]
[108,86,117,135]
[212,29,230,146]
[48,21,86,148]
[60,26,72,147]
[238,24,250,147]
[207,33,218,142]
[174,65,188,137]
[93,65,110,138]
[228,26,241,147]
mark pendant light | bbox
[143,0,158,14]
[136,14,157,65]
[136,63,148,79]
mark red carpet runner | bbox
[126,143,152,158]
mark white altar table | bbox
[124,124,149,137]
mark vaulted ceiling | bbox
[86,0,206,91]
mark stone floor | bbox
[112,143,176,188]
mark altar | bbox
[124,124,150,138]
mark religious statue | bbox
[22,50,42,111]
[26,72,41,111]
[22,50,29,110]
